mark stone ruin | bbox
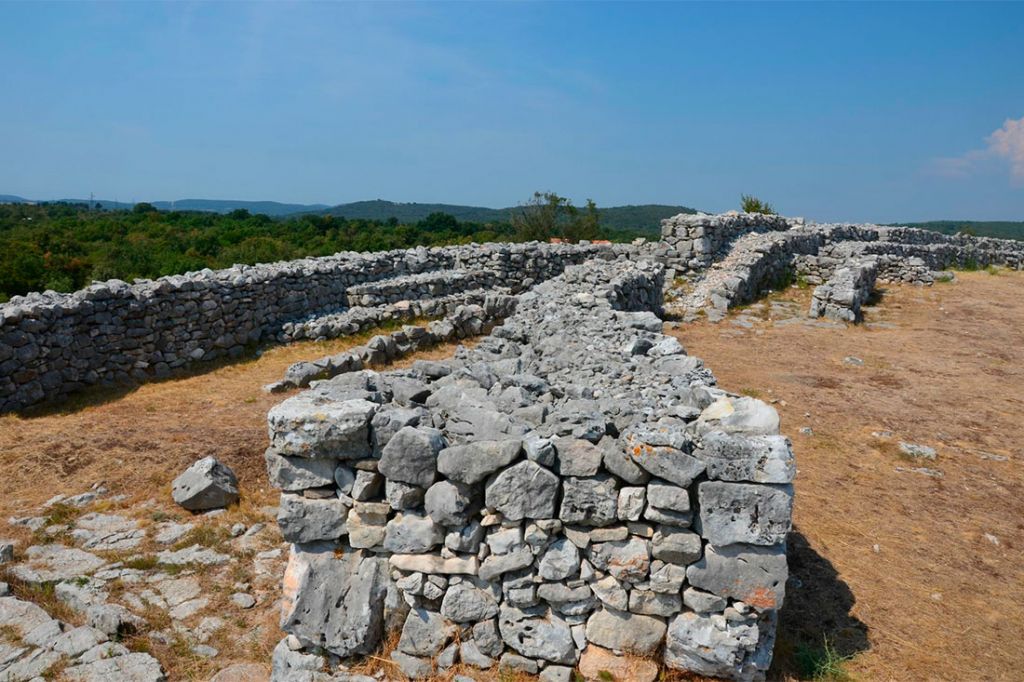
[266,259,792,682]
[1,209,1022,680]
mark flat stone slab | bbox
[156,545,230,566]
[70,513,145,551]
[9,545,106,584]
[63,652,166,681]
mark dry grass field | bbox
[1,270,1021,681]
[673,269,1024,682]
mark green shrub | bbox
[741,194,776,215]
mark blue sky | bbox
[1,2,1022,223]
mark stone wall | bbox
[0,242,613,412]
[265,259,793,682]
[808,258,878,322]
[658,212,804,274]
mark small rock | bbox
[231,592,257,609]
[171,456,239,511]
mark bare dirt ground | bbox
[2,271,1022,681]
[672,269,1024,682]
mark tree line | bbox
[0,193,641,301]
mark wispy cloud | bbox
[930,116,1024,182]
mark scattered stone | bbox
[171,457,239,512]
[156,544,231,566]
[899,442,937,460]
[10,544,105,583]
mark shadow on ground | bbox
[770,527,870,679]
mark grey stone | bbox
[384,513,444,554]
[171,456,239,511]
[617,486,646,521]
[378,426,445,488]
[389,553,479,576]
[696,430,795,483]
[265,451,337,491]
[538,538,580,581]
[473,618,504,658]
[385,480,424,509]
[51,625,108,658]
[487,526,524,555]
[588,537,651,582]
[553,437,603,476]
[643,505,693,528]
[479,546,534,582]
[459,640,494,669]
[485,460,559,521]
[524,434,556,467]
[601,438,650,485]
[651,526,702,565]
[629,589,682,616]
[697,397,779,437]
[585,607,666,655]
[350,470,383,501]
[686,543,787,612]
[648,560,687,594]
[498,652,539,674]
[441,582,499,622]
[70,513,145,551]
[63,652,166,682]
[626,441,705,488]
[230,592,257,609]
[683,587,727,613]
[86,603,146,637]
[437,440,523,484]
[497,604,576,664]
[560,475,618,527]
[438,641,459,670]
[646,480,691,512]
[0,541,14,564]
[424,480,475,527]
[397,608,454,656]
[698,482,793,546]
[277,494,349,543]
[10,544,105,583]
[540,665,574,682]
[267,396,376,459]
[665,611,775,681]
[390,650,433,679]
[591,575,629,611]
[900,441,937,460]
[346,501,389,549]
[153,521,193,545]
[156,544,230,566]
[334,464,356,495]
[280,544,391,657]
[445,520,485,553]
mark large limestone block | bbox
[696,430,795,484]
[437,440,522,484]
[280,543,391,657]
[172,456,239,511]
[267,396,377,459]
[498,605,577,664]
[378,426,446,488]
[698,482,793,546]
[584,607,666,655]
[686,543,787,612]
[560,475,619,527]
[276,494,349,544]
[485,460,559,521]
[697,397,779,436]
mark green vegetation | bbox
[510,192,600,242]
[0,199,653,301]
[893,220,1024,241]
[741,194,776,215]
[794,636,855,680]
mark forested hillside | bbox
[893,220,1024,241]
[0,203,646,301]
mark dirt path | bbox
[672,270,1024,682]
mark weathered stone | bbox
[398,608,454,656]
[485,460,559,521]
[651,526,702,565]
[686,543,787,611]
[560,475,618,527]
[538,538,580,581]
[683,587,727,613]
[86,603,146,636]
[347,501,389,549]
[648,560,687,594]
[617,486,646,521]
[378,426,445,488]
[479,546,534,582]
[384,513,444,554]
[696,430,795,483]
[10,544,105,583]
[437,440,523,484]
[277,494,349,543]
[554,437,603,476]
[601,438,650,485]
[472,618,504,657]
[280,543,391,656]
[390,650,433,679]
[646,480,691,512]
[445,520,485,553]
[351,470,383,501]
[156,544,230,566]
[460,639,495,669]
[265,451,336,491]
[172,456,239,511]
[585,607,666,655]
[385,480,423,509]
[629,589,682,616]
[697,397,779,436]
[665,611,775,681]
[626,441,705,488]
[63,652,166,682]
[389,553,479,575]
[499,652,539,674]
[441,582,499,622]
[588,537,650,582]
[267,396,376,459]
[70,513,145,551]
[591,574,629,611]
[424,480,475,526]
[498,604,576,664]
[698,482,793,546]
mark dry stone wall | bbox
[0,242,613,412]
[265,259,794,682]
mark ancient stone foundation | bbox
[265,259,794,682]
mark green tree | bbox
[563,198,600,242]
[740,194,776,215]
[133,202,158,214]
[512,191,577,242]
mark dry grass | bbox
[673,270,1024,682]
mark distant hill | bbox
[149,199,329,216]
[0,195,30,204]
[308,200,698,233]
[896,221,1024,242]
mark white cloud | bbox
[987,116,1024,180]
[931,115,1024,182]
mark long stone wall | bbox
[265,259,794,682]
[0,242,613,412]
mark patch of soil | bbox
[673,270,1024,682]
